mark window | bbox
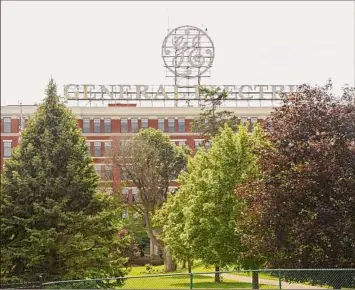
[122,209,129,219]
[94,165,101,177]
[132,188,140,203]
[122,188,129,203]
[178,140,185,146]
[141,118,148,130]
[104,119,111,133]
[194,140,203,149]
[120,140,131,153]
[168,118,175,133]
[104,165,112,180]
[94,119,101,133]
[83,119,90,133]
[240,117,248,124]
[3,141,11,157]
[205,141,212,152]
[251,117,258,124]
[121,119,128,133]
[3,118,11,133]
[20,117,27,130]
[158,118,165,131]
[106,188,113,195]
[168,187,178,194]
[94,142,101,157]
[104,142,111,155]
[86,142,91,156]
[131,119,138,133]
[178,118,185,133]
[120,168,130,180]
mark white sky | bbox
[1,1,354,105]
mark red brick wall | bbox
[90,119,94,133]
[112,120,119,133]
[77,119,83,129]
[186,119,193,132]
[149,119,157,129]
[12,119,19,133]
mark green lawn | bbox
[123,264,276,289]
[121,274,275,289]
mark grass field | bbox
[123,264,276,289]
[121,273,275,289]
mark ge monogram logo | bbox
[162,25,215,78]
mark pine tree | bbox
[0,79,129,285]
[192,87,239,140]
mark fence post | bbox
[39,275,43,289]
[278,270,282,289]
[252,270,259,289]
[189,272,194,289]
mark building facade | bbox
[1,103,273,198]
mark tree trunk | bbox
[252,271,259,289]
[182,260,186,269]
[143,210,176,271]
[187,260,192,273]
[215,266,221,283]
[162,247,177,272]
[149,238,154,258]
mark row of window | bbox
[121,187,177,207]
[2,117,261,133]
[2,117,27,133]
[2,139,203,158]
[82,118,186,133]
[85,139,204,158]
[94,164,112,180]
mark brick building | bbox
[1,103,273,197]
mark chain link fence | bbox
[1,269,354,289]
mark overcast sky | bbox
[1,1,354,105]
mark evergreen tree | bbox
[192,87,239,140]
[0,79,129,285]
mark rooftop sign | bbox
[63,84,296,101]
[63,26,297,104]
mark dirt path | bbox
[203,273,326,289]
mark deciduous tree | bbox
[237,81,355,288]
[110,129,189,272]
[166,124,262,282]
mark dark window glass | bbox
[4,118,11,133]
[121,119,128,133]
[158,119,165,131]
[83,119,90,133]
[94,119,101,133]
[104,119,111,133]
[131,119,138,133]
[94,141,101,157]
[168,119,175,133]
[178,119,185,133]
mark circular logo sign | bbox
[162,25,215,78]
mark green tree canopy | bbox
[110,128,190,272]
[160,124,263,282]
[0,79,129,285]
[236,81,355,287]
